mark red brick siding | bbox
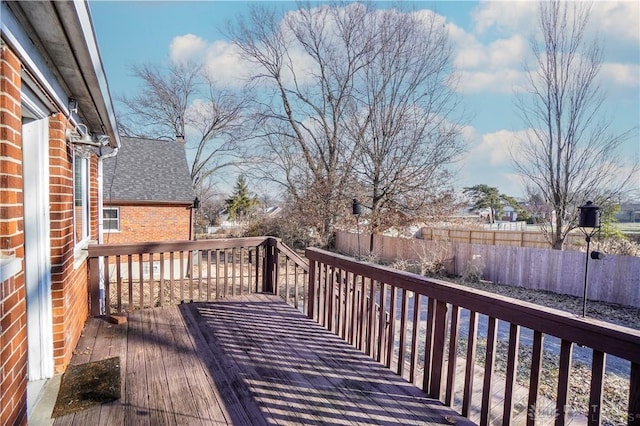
[103,204,191,243]
[48,114,92,373]
[1,41,27,426]
[1,40,100,425]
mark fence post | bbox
[264,242,275,294]
[88,256,101,316]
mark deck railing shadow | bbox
[86,238,640,425]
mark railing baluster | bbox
[555,339,573,426]
[445,304,460,406]
[188,250,194,302]
[206,250,212,300]
[127,255,133,311]
[232,248,236,297]
[151,253,157,307]
[503,323,520,424]
[366,279,376,357]
[224,249,230,296]
[357,276,367,350]
[248,248,253,295]
[179,251,184,303]
[480,316,498,425]
[422,297,436,392]
[386,285,397,369]
[169,252,175,304]
[430,300,448,400]
[409,293,420,384]
[294,264,299,310]
[527,331,545,426]
[240,247,245,295]
[397,288,408,378]
[197,250,203,301]
[629,362,640,426]
[337,268,344,336]
[588,350,605,425]
[284,257,290,305]
[376,282,387,363]
[103,256,111,315]
[138,253,144,309]
[116,255,122,313]
[159,252,165,307]
[325,264,332,329]
[462,310,478,417]
[348,273,358,345]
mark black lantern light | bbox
[577,200,601,317]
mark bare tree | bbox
[229,3,372,245]
[512,0,637,250]
[347,8,463,239]
[230,3,463,246]
[117,62,248,191]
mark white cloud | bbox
[600,63,640,88]
[169,34,207,65]
[203,41,253,86]
[592,1,640,43]
[456,69,526,94]
[472,1,538,36]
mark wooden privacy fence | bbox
[305,247,640,426]
[87,236,309,316]
[335,231,640,308]
[420,226,584,249]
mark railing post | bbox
[88,256,101,316]
[307,257,316,320]
[264,242,274,294]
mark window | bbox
[103,207,120,231]
[73,154,90,245]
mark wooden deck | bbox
[53,294,472,425]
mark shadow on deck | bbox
[52,294,471,425]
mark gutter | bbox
[96,146,118,315]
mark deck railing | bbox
[87,236,308,316]
[305,247,640,426]
[87,239,639,425]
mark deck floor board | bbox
[53,294,472,425]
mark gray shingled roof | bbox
[103,136,195,204]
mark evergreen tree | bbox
[226,175,258,222]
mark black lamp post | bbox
[352,199,362,259]
[577,201,600,317]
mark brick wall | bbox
[1,41,27,426]
[103,204,192,244]
[1,40,100,425]
[48,114,93,372]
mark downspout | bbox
[96,145,119,315]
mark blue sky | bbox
[90,1,640,198]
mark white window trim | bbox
[102,207,121,233]
[73,154,91,267]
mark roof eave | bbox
[7,0,120,149]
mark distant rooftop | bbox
[103,136,194,204]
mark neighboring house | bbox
[102,136,195,243]
[1,1,120,424]
[616,203,640,223]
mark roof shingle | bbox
[103,136,194,204]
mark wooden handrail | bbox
[305,247,640,425]
[87,236,309,315]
